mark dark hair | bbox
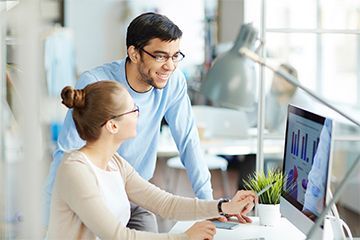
[61,81,128,142]
[126,12,182,50]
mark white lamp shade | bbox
[200,23,258,110]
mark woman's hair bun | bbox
[61,86,86,109]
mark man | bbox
[44,12,213,232]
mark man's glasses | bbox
[140,48,185,63]
[100,104,139,127]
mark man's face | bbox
[136,38,181,89]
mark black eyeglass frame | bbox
[139,48,185,63]
[100,104,139,127]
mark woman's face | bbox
[114,93,139,140]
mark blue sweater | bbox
[44,58,213,224]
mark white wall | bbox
[65,0,129,74]
[66,0,206,74]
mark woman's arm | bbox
[120,157,219,220]
[119,155,256,223]
[55,160,188,240]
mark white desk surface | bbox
[157,128,285,158]
[169,217,306,240]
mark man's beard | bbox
[138,64,167,90]
[144,77,161,89]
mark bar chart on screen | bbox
[290,125,321,166]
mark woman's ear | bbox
[105,120,119,134]
[128,46,140,64]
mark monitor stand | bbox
[324,189,346,239]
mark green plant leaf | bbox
[243,168,289,204]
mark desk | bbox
[169,217,306,240]
[157,127,285,158]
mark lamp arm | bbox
[239,47,360,239]
[239,47,360,128]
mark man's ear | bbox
[105,120,119,134]
[128,46,140,64]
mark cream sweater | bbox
[47,151,219,240]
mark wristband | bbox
[217,198,230,216]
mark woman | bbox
[47,81,257,240]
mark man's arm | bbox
[164,75,213,200]
[43,72,98,225]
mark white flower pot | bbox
[257,203,281,226]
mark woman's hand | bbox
[222,190,257,223]
[185,220,216,240]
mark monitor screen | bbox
[280,105,333,237]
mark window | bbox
[244,0,360,107]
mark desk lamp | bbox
[200,23,258,110]
[201,23,360,238]
[200,23,265,174]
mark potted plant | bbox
[243,169,288,226]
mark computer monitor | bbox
[280,105,333,239]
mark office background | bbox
[1,0,359,238]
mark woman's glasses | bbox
[100,104,139,127]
